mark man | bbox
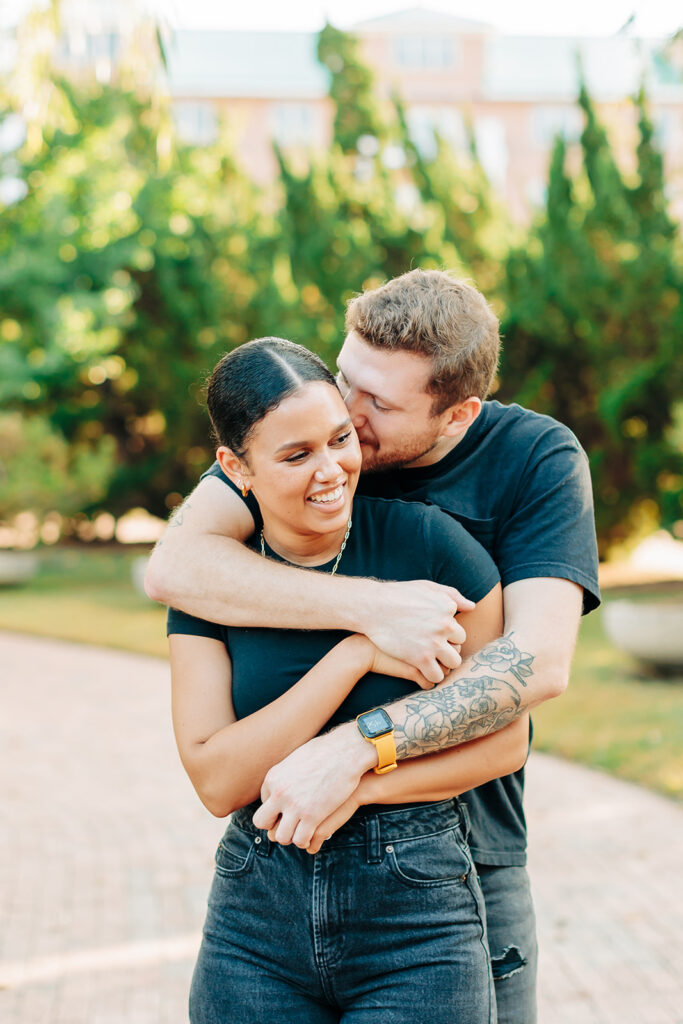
[146,269,600,1023]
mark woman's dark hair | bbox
[207,337,337,458]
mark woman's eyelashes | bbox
[284,433,352,463]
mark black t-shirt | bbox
[357,401,600,614]
[168,494,500,731]
[197,400,600,866]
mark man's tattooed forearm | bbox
[392,633,534,759]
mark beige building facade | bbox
[165,9,683,222]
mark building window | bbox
[270,103,316,147]
[394,35,456,69]
[406,106,466,159]
[172,102,218,146]
[474,117,508,187]
[57,30,120,65]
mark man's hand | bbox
[365,580,473,684]
[252,722,376,849]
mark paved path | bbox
[1,632,682,1024]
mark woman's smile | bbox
[307,483,346,512]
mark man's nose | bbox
[344,388,366,427]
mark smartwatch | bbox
[356,708,397,775]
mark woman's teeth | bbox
[308,486,343,504]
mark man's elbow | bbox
[144,550,176,605]
[542,662,571,701]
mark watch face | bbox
[358,708,393,739]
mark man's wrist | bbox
[333,720,379,773]
[335,577,383,634]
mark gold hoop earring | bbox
[240,481,248,497]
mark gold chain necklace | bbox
[260,516,352,575]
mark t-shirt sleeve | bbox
[496,426,600,614]
[200,461,263,532]
[421,505,500,604]
[166,606,224,641]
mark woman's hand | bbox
[303,769,384,854]
[303,791,361,854]
[360,636,440,690]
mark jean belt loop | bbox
[457,799,472,843]
[365,815,382,864]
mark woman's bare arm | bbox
[169,632,431,818]
[256,581,509,848]
[301,575,522,854]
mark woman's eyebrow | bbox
[274,418,352,454]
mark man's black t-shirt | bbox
[198,400,600,866]
[167,494,500,756]
[355,401,601,864]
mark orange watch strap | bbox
[372,732,397,775]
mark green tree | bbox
[0,81,266,517]
[317,23,386,153]
[500,89,683,552]
[395,100,510,294]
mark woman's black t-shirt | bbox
[167,494,499,731]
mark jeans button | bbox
[385,844,394,853]
[254,836,262,845]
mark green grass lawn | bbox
[0,546,168,658]
[2,546,682,799]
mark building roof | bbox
[164,26,682,104]
[165,30,329,99]
[482,35,682,102]
[351,7,493,35]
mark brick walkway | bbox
[1,631,681,1023]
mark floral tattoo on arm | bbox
[390,633,535,759]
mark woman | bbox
[168,337,529,1023]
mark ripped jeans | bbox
[477,865,538,1024]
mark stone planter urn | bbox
[600,533,683,675]
[0,550,39,586]
[603,594,683,673]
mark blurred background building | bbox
[4,3,680,221]
[166,9,683,220]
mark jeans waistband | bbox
[230,798,465,857]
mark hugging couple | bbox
[147,268,600,1024]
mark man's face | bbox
[336,331,448,473]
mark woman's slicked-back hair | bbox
[207,337,337,458]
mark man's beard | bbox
[359,433,442,474]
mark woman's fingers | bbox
[270,811,301,846]
[305,795,359,854]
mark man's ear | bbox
[216,446,251,492]
[440,397,482,438]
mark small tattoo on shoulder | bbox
[169,501,191,528]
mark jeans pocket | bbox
[214,824,258,879]
[386,826,473,889]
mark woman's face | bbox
[239,382,362,544]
